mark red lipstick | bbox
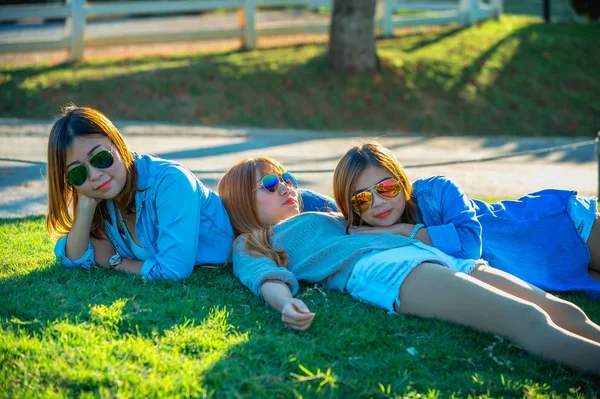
[96,179,112,191]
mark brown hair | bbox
[333,141,418,233]
[217,156,290,267]
[46,105,139,240]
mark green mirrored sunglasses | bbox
[66,149,115,187]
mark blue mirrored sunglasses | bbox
[255,172,298,193]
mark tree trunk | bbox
[328,0,378,75]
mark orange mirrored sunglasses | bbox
[351,178,402,214]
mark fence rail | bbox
[0,0,501,60]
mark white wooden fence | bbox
[0,0,502,61]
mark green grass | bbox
[1,16,599,136]
[1,214,600,398]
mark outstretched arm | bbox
[233,238,312,329]
[261,280,315,331]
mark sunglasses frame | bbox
[66,147,115,187]
[254,172,298,193]
[351,178,402,214]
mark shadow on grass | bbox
[1,215,599,397]
[377,25,466,53]
[1,18,599,140]
[3,264,598,397]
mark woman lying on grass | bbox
[46,105,335,280]
[333,141,600,298]
[218,155,600,375]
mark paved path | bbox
[1,119,597,218]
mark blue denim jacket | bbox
[412,176,482,260]
[413,176,599,296]
[54,153,337,280]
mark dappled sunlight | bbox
[0,216,55,280]
[457,36,521,102]
[0,73,11,85]
[290,364,339,395]
[415,19,524,91]
[89,298,128,331]
[1,16,597,135]
[1,305,247,396]
[16,59,192,92]
[377,17,531,97]
[209,45,326,78]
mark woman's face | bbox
[255,168,300,228]
[353,166,405,227]
[65,135,127,200]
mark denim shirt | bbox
[412,176,599,295]
[412,175,483,260]
[54,153,338,281]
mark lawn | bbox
[1,15,599,136]
[1,214,599,398]
[1,11,600,397]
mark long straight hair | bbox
[46,105,139,240]
[333,142,418,233]
[217,156,290,267]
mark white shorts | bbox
[568,195,598,243]
[346,242,482,315]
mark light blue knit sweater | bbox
[232,212,418,296]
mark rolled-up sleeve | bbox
[427,177,482,260]
[54,235,96,270]
[232,239,299,297]
[140,166,202,281]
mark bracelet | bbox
[409,223,425,239]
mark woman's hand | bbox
[260,281,315,331]
[77,193,101,214]
[280,299,315,331]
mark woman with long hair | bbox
[47,105,335,280]
[332,141,600,297]
[218,155,600,375]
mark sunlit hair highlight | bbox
[46,104,139,240]
[333,141,418,233]
[218,156,291,267]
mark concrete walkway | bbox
[0,118,597,218]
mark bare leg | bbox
[470,265,600,343]
[395,262,600,374]
[588,217,600,273]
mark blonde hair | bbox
[46,105,139,240]
[333,141,418,233]
[218,156,290,267]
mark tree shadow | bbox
[0,192,47,218]
[2,19,598,139]
[200,285,600,397]
[0,164,46,187]
[3,262,597,397]
[434,20,599,157]
[378,25,466,53]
